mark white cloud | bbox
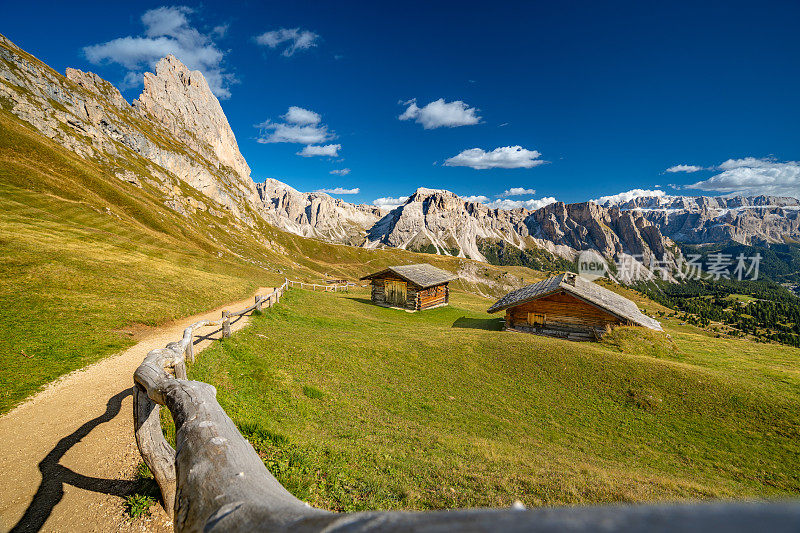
[687,157,800,197]
[444,146,545,170]
[373,196,409,210]
[256,107,334,144]
[317,186,359,194]
[486,197,558,210]
[285,106,320,125]
[398,98,480,129]
[297,144,340,157]
[592,189,667,206]
[718,157,779,170]
[500,187,536,197]
[212,24,228,38]
[83,6,235,98]
[462,195,490,203]
[666,164,704,173]
[255,28,319,57]
[330,168,351,176]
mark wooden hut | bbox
[361,264,457,311]
[487,272,662,341]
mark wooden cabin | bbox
[487,272,662,341]
[360,264,457,311]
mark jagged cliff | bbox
[364,188,679,274]
[0,33,680,279]
[4,32,800,282]
[604,195,800,245]
[364,188,530,259]
[0,34,259,222]
[257,178,384,243]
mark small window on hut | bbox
[527,313,545,326]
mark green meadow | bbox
[186,287,800,511]
[0,107,529,413]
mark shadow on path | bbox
[193,313,245,344]
[11,389,137,533]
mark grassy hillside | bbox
[187,288,800,511]
[0,108,534,413]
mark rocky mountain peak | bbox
[65,68,129,109]
[256,178,383,243]
[133,55,251,182]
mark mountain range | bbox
[2,33,799,281]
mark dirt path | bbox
[0,288,273,533]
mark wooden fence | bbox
[133,279,800,532]
[286,279,352,291]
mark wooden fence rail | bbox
[133,279,800,532]
[286,279,352,292]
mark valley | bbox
[0,20,798,532]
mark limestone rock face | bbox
[363,189,680,279]
[133,56,251,183]
[601,195,800,245]
[0,34,261,221]
[5,32,800,282]
[65,67,129,110]
[256,179,383,244]
[365,188,530,261]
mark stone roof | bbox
[361,264,458,289]
[487,272,663,331]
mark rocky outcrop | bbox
[363,189,678,277]
[365,188,531,260]
[256,179,383,243]
[7,33,800,283]
[527,201,676,268]
[604,195,800,245]
[133,56,251,183]
[0,34,260,221]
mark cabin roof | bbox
[360,264,458,289]
[487,272,663,331]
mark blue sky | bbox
[4,1,800,207]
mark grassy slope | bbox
[188,288,800,511]
[0,108,535,413]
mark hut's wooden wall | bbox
[370,277,416,310]
[369,276,450,310]
[505,291,626,340]
[417,284,448,310]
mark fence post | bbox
[133,384,176,517]
[222,311,231,338]
[186,336,194,363]
[255,295,262,312]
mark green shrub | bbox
[124,493,154,519]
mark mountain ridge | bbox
[2,32,799,281]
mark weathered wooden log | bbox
[133,347,182,517]
[229,303,258,317]
[185,337,194,364]
[204,501,800,532]
[158,379,333,531]
[166,342,188,379]
[255,295,262,311]
[222,311,231,338]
